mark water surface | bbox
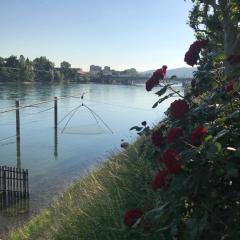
[0,82,182,233]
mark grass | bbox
[10,136,159,240]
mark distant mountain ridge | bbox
[141,67,197,78]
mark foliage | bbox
[122,1,240,239]
[0,55,88,83]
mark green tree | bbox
[54,69,64,82]
[18,56,34,82]
[5,55,19,68]
[0,57,8,81]
[33,56,55,82]
[0,57,5,67]
[60,61,71,69]
[60,61,72,81]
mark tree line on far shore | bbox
[0,55,89,83]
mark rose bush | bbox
[167,127,183,143]
[150,169,168,191]
[160,148,181,174]
[125,1,240,239]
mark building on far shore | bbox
[89,65,102,76]
[102,66,112,76]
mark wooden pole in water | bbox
[54,97,58,130]
[16,100,21,168]
[54,97,58,158]
[16,100,20,138]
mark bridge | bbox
[90,75,191,85]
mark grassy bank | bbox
[10,136,159,240]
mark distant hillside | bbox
[141,67,197,78]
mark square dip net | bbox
[58,102,113,135]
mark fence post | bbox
[2,167,6,208]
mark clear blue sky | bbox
[0,0,195,71]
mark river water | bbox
[0,82,182,234]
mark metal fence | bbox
[0,166,29,209]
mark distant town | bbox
[69,65,140,77]
[80,65,194,85]
[0,55,194,85]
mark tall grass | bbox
[10,136,159,240]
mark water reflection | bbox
[16,136,21,169]
[54,127,58,159]
[0,198,29,216]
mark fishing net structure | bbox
[58,101,113,135]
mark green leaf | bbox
[213,129,229,142]
[155,84,172,97]
[145,202,170,221]
[129,126,143,131]
[158,95,170,104]
[214,142,222,153]
[152,101,159,109]
[203,135,213,143]
[152,93,175,108]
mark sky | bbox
[0,0,195,71]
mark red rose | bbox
[150,169,169,191]
[184,50,199,67]
[194,40,208,49]
[170,99,189,119]
[160,149,181,174]
[190,125,207,147]
[225,82,233,92]
[153,68,165,79]
[167,128,183,143]
[184,40,208,66]
[162,65,168,70]
[145,65,167,91]
[124,208,144,226]
[151,129,164,147]
[146,76,157,91]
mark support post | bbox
[54,97,58,130]
[16,100,21,168]
[16,100,20,140]
[54,97,58,158]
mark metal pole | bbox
[16,100,21,168]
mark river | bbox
[0,82,182,234]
